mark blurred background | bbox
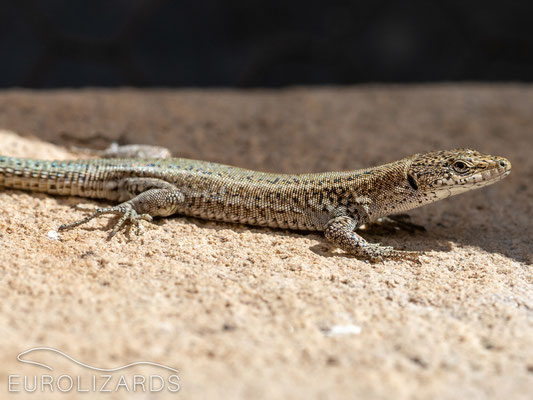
[1,0,532,88]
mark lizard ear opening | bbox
[407,173,419,191]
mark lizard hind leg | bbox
[58,187,184,238]
[70,143,172,159]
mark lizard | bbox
[0,146,511,261]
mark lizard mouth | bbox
[434,157,511,197]
[458,158,511,186]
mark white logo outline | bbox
[17,347,179,373]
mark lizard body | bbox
[0,148,511,261]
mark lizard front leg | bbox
[59,178,184,237]
[324,216,420,262]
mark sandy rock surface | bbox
[0,86,531,399]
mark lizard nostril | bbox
[498,160,507,168]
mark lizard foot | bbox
[58,205,153,238]
[363,244,423,264]
[324,216,423,264]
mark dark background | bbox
[1,0,532,88]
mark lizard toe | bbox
[108,209,153,238]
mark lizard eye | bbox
[452,161,468,173]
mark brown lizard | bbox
[0,147,511,261]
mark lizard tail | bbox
[0,156,97,197]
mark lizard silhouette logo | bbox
[8,347,181,394]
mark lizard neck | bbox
[343,159,420,222]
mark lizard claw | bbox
[108,209,152,238]
[58,205,153,238]
[363,244,423,264]
[377,249,423,264]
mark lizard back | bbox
[0,156,406,231]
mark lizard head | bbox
[406,148,511,204]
